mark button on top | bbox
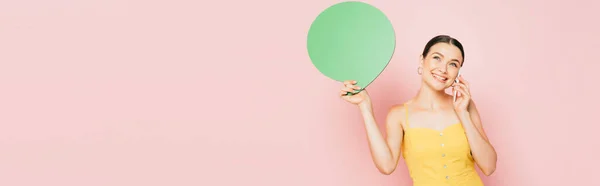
[443,164,447,168]
[441,143,445,147]
[446,176,449,179]
[442,153,446,157]
[439,132,443,136]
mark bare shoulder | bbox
[386,101,411,129]
[389,104,406,113]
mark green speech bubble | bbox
[307,1,395,95]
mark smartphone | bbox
[453,70,461,102]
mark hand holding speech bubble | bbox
[307,1,396,95]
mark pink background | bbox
[1,0,599,185]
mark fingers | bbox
[343,80,357,86]
[342,86,356,93]
[453,83,470,98]
[458,75,470,88]
[342,80,360,90]
[340,87,361,96]
[452,78,470,92]
[340,90,349,96]
[453,76,471,105]
[453,82,468,91]
[340,81,361,96]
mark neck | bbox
[414,82,449,110]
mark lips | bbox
[432,73,448,83]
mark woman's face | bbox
[420,43,464,91]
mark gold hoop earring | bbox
[417,67,422,75]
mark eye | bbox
[433,56,441,61]
[450,63,458,67]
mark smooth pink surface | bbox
[1,0,599,185]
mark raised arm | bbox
[452,76,497,176]
[339,80,405,175]
[358,100,405,175]
[458,101,497,176]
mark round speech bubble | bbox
[307,1,396,95]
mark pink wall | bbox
[1,0,599,185]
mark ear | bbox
[419,55,424,67]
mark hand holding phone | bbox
[453,71,461,102]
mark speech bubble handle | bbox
[346,88,364,96]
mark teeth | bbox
[433,74,447,81]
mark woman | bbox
[340,35,497,186]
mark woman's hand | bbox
[452,75,471,112]
[451,75,498,176]
[340,80,371,106]
[339,80,402,175]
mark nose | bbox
[439,65,448,74]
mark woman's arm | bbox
[457,101,497,176]
[358,101,404,175]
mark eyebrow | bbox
[432,52,462,65]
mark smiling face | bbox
[420,42,464,91]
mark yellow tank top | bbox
[401,103,484,186]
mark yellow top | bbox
[401,104,484,186]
